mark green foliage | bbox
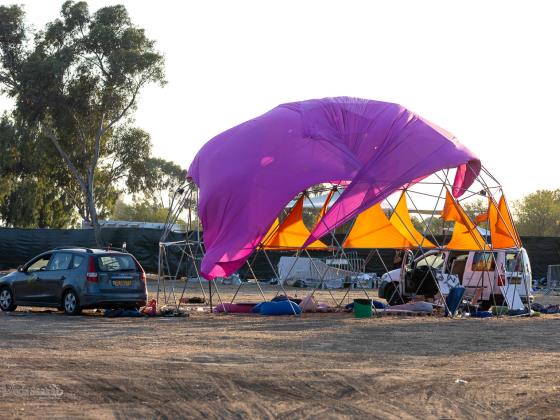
[0,114,78,227]
[111,198,187,228]
[0,2,165,242]
[130,157,187,206]
[462,198,487,221]
[514,189,560,236]
[417,216,444,236]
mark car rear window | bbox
[97,255,137,272]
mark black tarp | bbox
[0,228,558,279]
[0,227,185,273]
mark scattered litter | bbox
[455,379,469,385]
[390,301,433,314]
[213,303,256,313]
[180,296,205,304]
[531,303,560,314]
[104,308,143,317]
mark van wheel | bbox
[385,282,405,306]
[0,287,17,312]
[63,290,82,315]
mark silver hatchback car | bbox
[0,247,148,315]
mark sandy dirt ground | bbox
[1,281,560,419]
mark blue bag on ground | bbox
[253,300,301,315]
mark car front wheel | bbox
[0,287,17,312]
[63,290,82,315]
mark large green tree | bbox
[0,114,78,227]
[0,2,165,243]
[514,189,560,236]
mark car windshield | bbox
[416,253,445,270]
[97,255,137,272]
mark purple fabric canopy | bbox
[188,97,480,279]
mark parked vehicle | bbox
[379,248,533,309]
[0,247,147,315]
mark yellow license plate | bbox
[509,277,522,285]
[112,280,132,287]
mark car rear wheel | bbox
[0,287,17,312]
[63,290,82,315]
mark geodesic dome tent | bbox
[187,97,481,280]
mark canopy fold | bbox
[488,195,521,249]
[389,192,436,248]
[343,203,415,249]
[261,195,328,250]
[313,189,335,230]
[442,190,485,250]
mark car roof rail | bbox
[54,246,94,253]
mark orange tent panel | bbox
[344,203,414,248]
[489,195,521,249]
[389,192,435,248]
[442,190,486,250]
[312,189,335,230]
[262,195,328,250]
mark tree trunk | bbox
[86,184,103,247]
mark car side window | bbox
[47,253,73,271]
[26,254,52,273]
[71,255,85,269]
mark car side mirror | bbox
[17,265,23,272]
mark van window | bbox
[505,253,522,272]
[471,252,496,271]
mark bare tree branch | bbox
[42,124,88,195]
[105,81,142,130]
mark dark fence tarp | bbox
[0,228,558,279]
[0,227,185,273]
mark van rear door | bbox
[505,249,532,298]
[462,251,497,301]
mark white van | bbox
[378,248,533,309]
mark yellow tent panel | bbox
[344,203,414,248]
[262,195,328,250]
[389,192,435,248]
[442,190,486,250]
[489,195,521,249]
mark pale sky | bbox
[1,0,559,201]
